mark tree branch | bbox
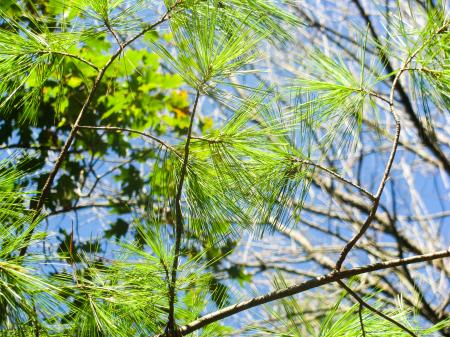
[104,18,124,50]
[163,249,450,336]
[167,90,201,335]
[38,51,99,71]
[78,125,180,156]
[293,157,375,200]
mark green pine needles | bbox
[0,0,449,336]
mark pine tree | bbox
[0,0,449,336]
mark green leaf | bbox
[105,218,130,241]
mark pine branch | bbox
[18,1,184,257]
[36,51,99,71]
[155,249,450,336]
[292,157,375,200]
[104,18,124,50]
[78,125,180,156]
[167,90,201,335]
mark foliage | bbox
[253,292,449,337]
[0,0,449,336]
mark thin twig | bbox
[401,211,450,222]
[155,249,450,336]
[363,118,441,168]
[167,90,201,335]
[125,0,184,47]
[293,157,375,200]
[105,19,124,50]
[78,125,180,156]
[358,304,366,337]
[37,51,99,71]
[47,202,118,217]
[337,280,418,336]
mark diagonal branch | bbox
[159,249,450,336]
[37,51,100,71]
[78,125,181,157]
[188,139,375,199]
[292,157,375,199]
[104,18,124,50]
